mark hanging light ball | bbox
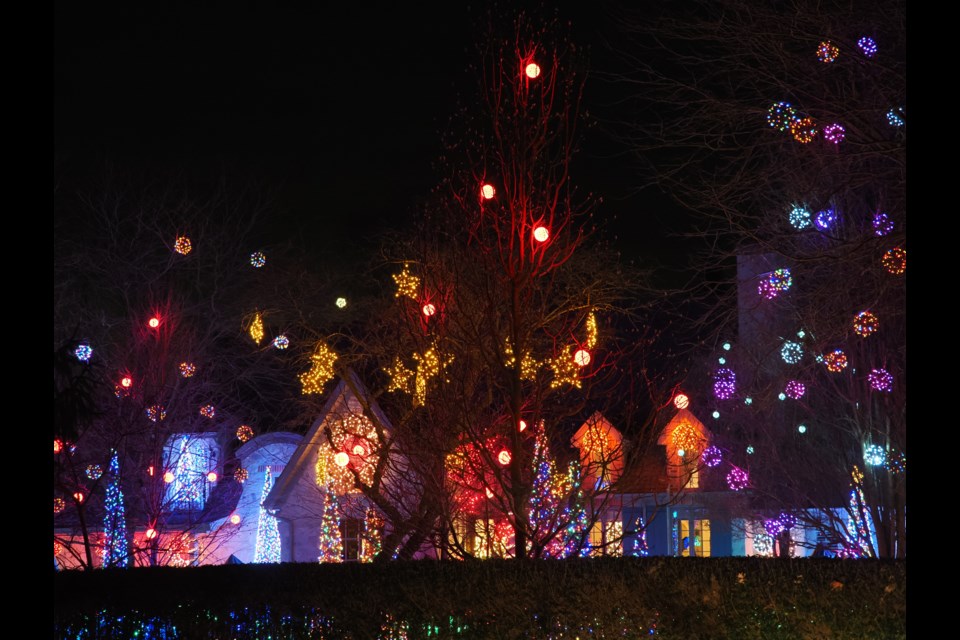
[145,528,158,540]
[868,368,894,392]
[785,380,806,399]
[73,492,85,504]
[789,206,812,229]
[816,41,839,63]
[334,452,350,467]
[148,316,160,329]
[335,297,347,309]
[823,123,845,144]
[767,102,798,132]
[74,344,93,362]
[764,518,786,537]
[573,349,591,367]
[481,184,496,200]
[174,236,192,255]
[163,471,175,483]
[781,341,803,364]
[54,497,66,514]
[236,425,254,442]
[146,405,167,422]
[673,393,690,410]
[422,303,436,317]
[853,311,879,337]
[857,37,877,57]
[815,208,837,230]
[882,247,906,275]
[120,376,133,388]
[498,450,512,465]
[790,117,817,143]
[525,62,541,78]
[54,439,63,454]
[863,444,886,467]
[179,362,196,377]
[206,471,218,483]
[886,108,905,127]
[533,226,550,242]
[199,404,216,419]
[85,464,103,480]
[234,467,249,483]
[727,467,749,491]
[250,251,266,268]
[701,446,722,468]
[798,424,807,434]
[272,334,290,349]
[229,514,241,525]
[872,212,894,237]
[824,349,848,373]
[713,368,736,400]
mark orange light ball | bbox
[229,514,241,525]
[206,471,218,482]
[163,471,175,484]
[120,376,133,388]
[54,439,63,454]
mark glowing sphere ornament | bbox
[790,117,817,143]
[779,513,797,529]
[769,268,792,292]
[518,420,527,432]
[882,247,906,275]
[674,393,690,410]
[237,425,254,442]
[573,349,591,367]
[888,450,906,474]
[853,311,879,337]
[872,212,893,236]
[785,380,806,399]
[713,368,736,400]
[54,439,63,454]
[726,467,749,491]
[498,450,512,465]
[701,446,722,468]
[718,357,726,364]
[778,393,786,401]
[864,444,886,467]
[74,492,85,504]
[824,349,848,373]
[145,528,158,540]
[272,334,290,349]
[746,445,755,455]
[533,226,550,242]
[54,497,66,514]
[764,518,786,537]
[146,405,167,422]
[868,368,893,392]
[767,102,798,132]
[722,342,731,351]
[712,410,720,419]
[179,362,196,377]
[207,471,218,482]
[744,397,753,405]
[781,341,803,364]
[334,451,350,467]
[234,468,249,484]
[174,236,192,255]
[757,279,778,300]
[120,376,133,389]
[816,41,839,63]
[200,404,216,419]
[525,62,541,78]
[335,297,347,308]
[481,184,496,200]
[815,208,837,230]
[250,251,266,268]
[422,303,436,317]
[789,206,812,229]
[74,344,93,362]
[754,533,773,555]
[164,471,175,483]
[822,123,845,144]
[886,108,905,127]
[230,514,241,525]
[857,37,877,57]
[148,317,160,329]
[798,424,807,434]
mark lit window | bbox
[341,518,361,561]
[679,519,711,557]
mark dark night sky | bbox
[54,2,693,282]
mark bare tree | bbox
[610,0,906,557]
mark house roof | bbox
[263,370,393,511]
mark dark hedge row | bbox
[54,557,906,639]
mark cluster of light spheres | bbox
[701,446,722,468]
[872,212,894,236]
[853,311,879,337]
[250,251,266,268]
[754,533,774,555]
[179,362,196,377]
[85,464,103,480]
[886,108,905,127]
[727,467,749,491]
[882,247,906,275]
[525,62,541,79]
[674,393,690,410]
[790,117,817,143]
[863,444,886,467]
[824,349,848,373]
[816,41,839,63]
[767,102,798,132]
[857,37,878,57]
[481,184,496,200]
[174,236,192,255]
[713,368,736,400]
[145,405,167,422]
[789,206,812,229]
[781,341,803,364]
[868,368,893,392]
[54,497,66,514]
[573,349,591,367]
[815,208,837,231]
[785,380,806,399]
[74,344,93,362]
[273,335,290,349]
[888,450,906,474]
[533,226,550,242]
[822,123,845,144]
[200,404,216,419]
[237,425,254,442]
[335,297,347,309]
[234,467,249,483]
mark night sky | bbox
[55,2,693,281]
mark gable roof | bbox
[263,370,393,511]
[657,408,710,447]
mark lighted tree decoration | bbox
[254,467,281,563]
[101,450,129,568]
[299,342,337,394]
[317,480,343,564]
